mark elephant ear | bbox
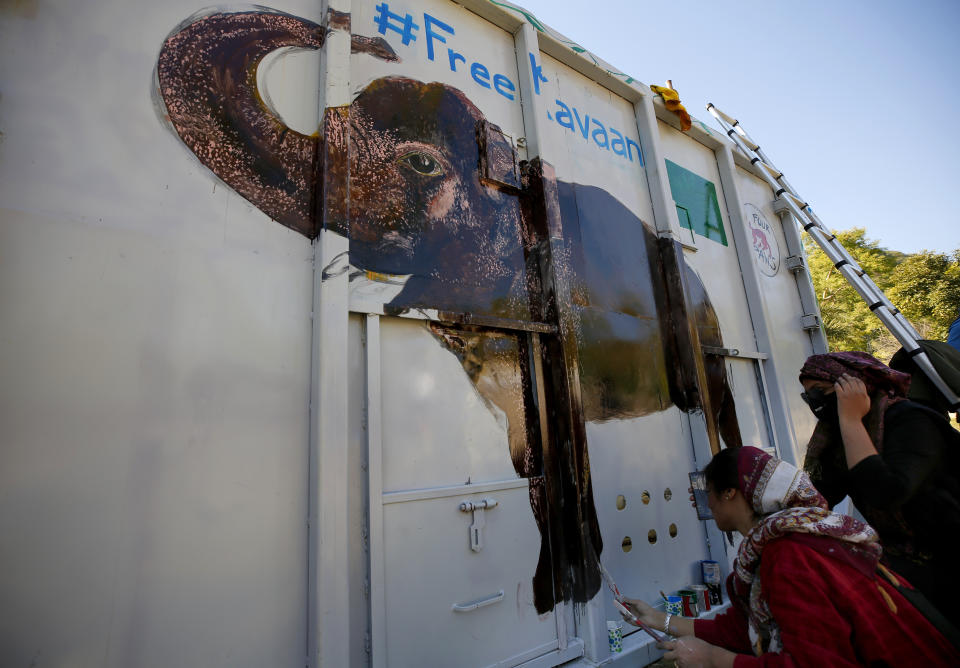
[157,10,325,237]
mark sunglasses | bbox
[800,386,835,417]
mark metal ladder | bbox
[707,102,960,413]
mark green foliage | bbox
[803,229,960,361]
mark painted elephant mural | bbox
[156,7,741,615]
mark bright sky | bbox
[509,0,960,256]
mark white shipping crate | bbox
[0,1,824,666]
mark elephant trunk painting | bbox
[156,7,742,615]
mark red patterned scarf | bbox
[730,447,881,654]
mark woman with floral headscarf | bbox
[620,447,957,667]
[799,351,960,624]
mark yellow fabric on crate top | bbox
[650,84,692,132]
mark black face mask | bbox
[801,387,839,423]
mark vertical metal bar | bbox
[774,207,828,353]
[633,94,680,239]
[513,27,592,657]
[309,1,352,667]
[713,145,793,457]
[513,21,547,160]
[365,314,387,668]
[634,93,721,454]
[753,359,782,457]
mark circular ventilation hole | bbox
[616,495,626,511]
[664,488,673,501]
[641,491,651,505]
[669,523,678,538]
[622,536,633,552]
[648,529,658,544]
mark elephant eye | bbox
[398,151,443,176]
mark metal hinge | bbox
[784,254,805,274]
[771,197,792,216]
[801,314,821,330]
[702,345,740,357]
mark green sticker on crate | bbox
[665,159,728,246]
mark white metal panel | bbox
[370,316,562,667]
[537,53,655,225]
[586,410,714,624]
[378,319,523,491]
[657,121,757,351]
[381,487,557,667]
[0,1,318,665]
[723,358,775,451]
[734,168,820,464]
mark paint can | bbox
[664,595,683,617]
[706,583,723,606]
[607,620,623,653]
[700,560,723,605]
[691,584,710,613]
[678,589,697,617]
[700,560,721,585]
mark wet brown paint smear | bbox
[554,181,740,443]
[519,160,602,616]
[685,266,743,448]
[157,11,325,237]
[576,308,669,421]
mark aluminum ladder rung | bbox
[707,102,959,412]
[707,103,738,127]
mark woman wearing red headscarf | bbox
[799,351,960,625]
[620,446,958,667]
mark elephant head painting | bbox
[156,6,742,615]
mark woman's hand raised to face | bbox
[835,373,871,422]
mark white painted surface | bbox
[0,1,319,665]
[586,410,712,616]
[0,1,832,666]
[370,317,560,667]
[733,168,820,464]
[539,52,654,224]
[658,121,757,353]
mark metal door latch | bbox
[459,498,497,552]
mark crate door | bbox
[363,315,577,668]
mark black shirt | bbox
[816,400,960,561]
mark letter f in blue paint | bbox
[424,13,454,61]
[529,52,549,94]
